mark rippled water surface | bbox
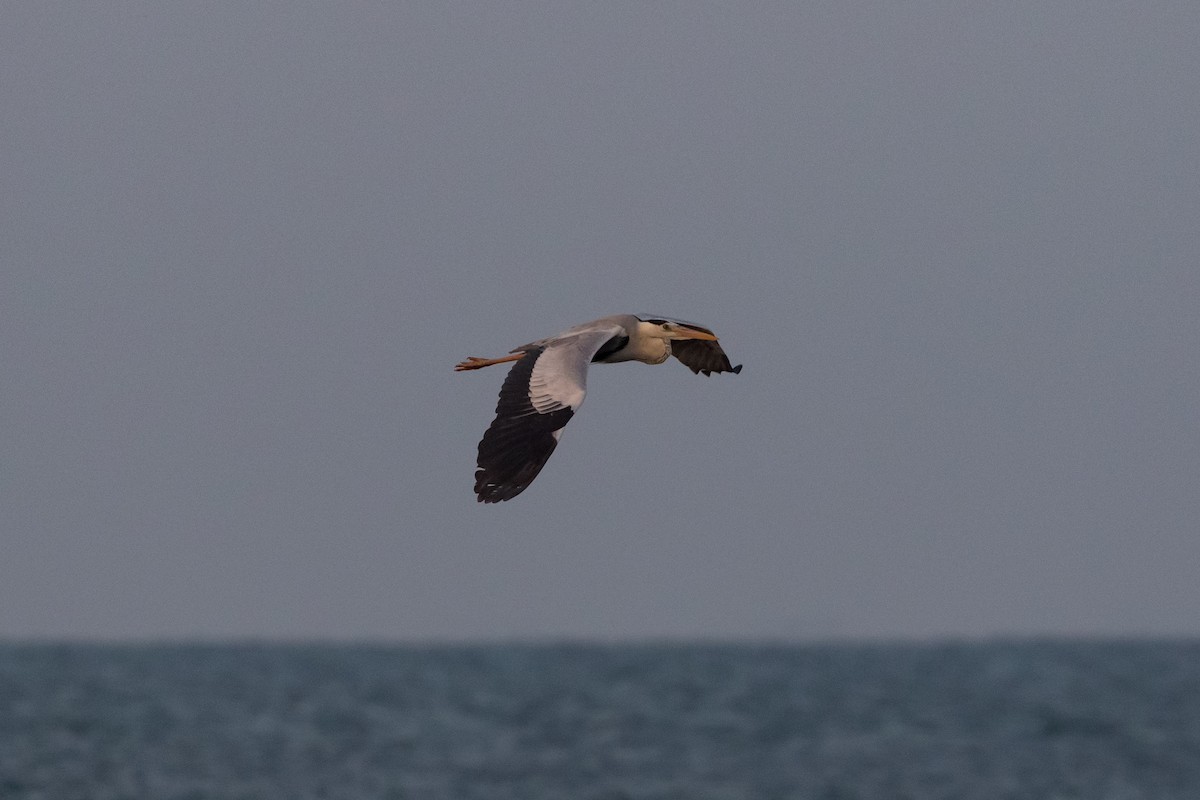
[1,641,1197,799]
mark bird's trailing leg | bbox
[454,352,525,372]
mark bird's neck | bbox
[622,335,671,365]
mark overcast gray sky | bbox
[3,3,1199,641]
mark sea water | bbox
[1,640,1197,799]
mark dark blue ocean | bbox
[1,640,1197,799]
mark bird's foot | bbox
[454,354,524,371]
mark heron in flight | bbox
[455,314,741,502]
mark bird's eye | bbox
[661,323,671,330]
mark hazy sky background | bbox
[4,3,1199,641]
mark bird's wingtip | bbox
[732,364,743,374]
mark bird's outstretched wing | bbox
[670,339,743,376]
[474,326,623,502]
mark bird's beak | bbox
[678,328,718,341]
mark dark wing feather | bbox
[670,339,743,376]
[474,346,573,503]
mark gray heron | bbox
[455,314,742,502]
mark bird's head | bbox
[635,315,719,342]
